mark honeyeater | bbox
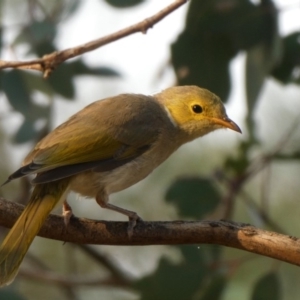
[0,85,241,286]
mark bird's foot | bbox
[62,200,73,227]
[127,213,143,238]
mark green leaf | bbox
[27,19,57,44]
[135,247,207,300]
[171,31,233,101]
[46,60,120,99]
[135,246,226,300]
[229,0,276,51]
[2,70,51,143]
[251,272,281,300]
[59,0,81,20]
[245,41,280,115]
[272,32,300,84]
[206,245,222,263]
[28,20,56,43]
[70,59,120,77]
[0,287,27,300]
[0,26,3,54]
[14,119,36,144]
[274,152,300,160]
[13,20,57,56]
[47,63,75,99]
[245,0,280,140]
[172,0,280,103]
[90,66,120,77]
[14,103,50,144]
[2,70,31,113]
[22,72,54,96]
[165,177,220,219]
[179,245,206,264]
[199,274,227,300]
[180,244,223,265]
[185,0,254,47]
[104,0,145,8]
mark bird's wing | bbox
[30,144,151,184]
[6,94,165,183]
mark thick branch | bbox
[0,0,188,78]
[0,197,300,266]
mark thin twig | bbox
[0,0,188,78]
[220,117,300,219]
[76,244,133,284]
[239,189,285,233]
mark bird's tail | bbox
[0,179,70,287]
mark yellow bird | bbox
[0,85,241,286]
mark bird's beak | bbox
[211,117,242,133]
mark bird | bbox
[0,85,241,286]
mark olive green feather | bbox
[24,94,164,172]
[0,179,70,287]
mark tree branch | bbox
[0,0,188,78]
[1,197,300,266]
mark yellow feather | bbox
[0,179,70,286]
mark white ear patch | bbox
[164,107,178,127]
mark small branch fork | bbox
[1,197,300,267]
[0,0,188,78]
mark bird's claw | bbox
[62,201,73,227]
[127,214,143,238]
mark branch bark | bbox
[0,0,188,78]
[1,197,300,266]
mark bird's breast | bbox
[69,140,178,198]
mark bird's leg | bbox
[96,193,143,237]
[62,199,73,226]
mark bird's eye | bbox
[192,104,203,114]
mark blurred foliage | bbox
[104,0,145,8]
[134,245,225,300]
[251,272,282,300]
[171,0,298,143]
[0,0,120,143]
[272,32,300,84]
[1,60,119,143]
[165,177,220,218]
[0,287,26,300]
[171,0,279,103]
[1,0,300,299]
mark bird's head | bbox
[155,86,241,142]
